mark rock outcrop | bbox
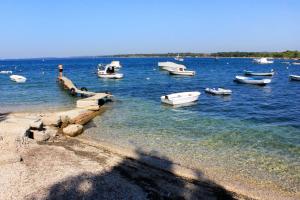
[63,124,83,137]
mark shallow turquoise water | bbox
[0,57,299,193]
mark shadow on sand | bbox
[0,112,10,122]
[42,143,237,200]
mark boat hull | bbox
[169,70,195,76]
[234,76,271,86]
[98,73,123,79]
[205,88,232,95]
[10,75,27,83]
[161,91,200,105]
[244,71,274,76]
[289,75,300,81]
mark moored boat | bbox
[97,64,123,79]
[10,75,27,83]
[292,62,300,65]
[161,91,200,105]
[234,76,271,86]
[158,62,186,72]
[244,69,275,76]
[205,88,232,95]
[0,70,12,74]
[289,75,300,81]
[169,68,195,76]
[253,58,274,64]
[174,54,184,62]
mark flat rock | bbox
[32,130,50,142]
[30,119,43,130]
[41,114,61,126]
[44,126,58,137]
[63,124,83,137]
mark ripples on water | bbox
[0,58,299,193]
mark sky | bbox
[0,0,299,58]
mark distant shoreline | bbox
[1,50,299,60]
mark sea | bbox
[0,57,299,195]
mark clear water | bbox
[0,58,299,194]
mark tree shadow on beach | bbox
[41,145,237,200]
[0,112,10,122]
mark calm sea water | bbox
[1,58,299,194]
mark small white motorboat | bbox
[253,58,274,64]
[174,54,184,62]
[161,91,201,105]
[97,64,123,79]
[169,68,195,76]
[292,62,300,65]
[158,62,186,72]
[244,69,275,76]
[0,70,12,74]
[10,75,27,83]
[205,88,232,95]
[289,75,300,81]
[234,76,271,86]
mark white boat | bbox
[10,75,27,83]
[253,58,274,64]
[234,76,271,86]
[169,68,195,76]
[205,88,232,95]
[244,69,275,76]
[289,75,300,81]
[97,64,123,79]
[292,62,300,65]
[158,62,186,72]
[0,70,12,74]
[161,91,200,105]
[108,61,122,71]
[174,54,184,62]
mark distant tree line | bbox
[109,51,300,59]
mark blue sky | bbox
[0,0,299,58]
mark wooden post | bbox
[58,64,63,79]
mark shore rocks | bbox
[32,130,50,142]
[41,114,61,126]
[63,124,83,137]
[30,119,43,130]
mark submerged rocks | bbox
[63,124,83,137]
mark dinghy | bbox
[0,70,12,74]
[234,76,271,86]
[97,64,123,79]
[10,75,27,83]
[292,62,300,65]
[205,88,232,95]
[161,91,201,105]
[244,70,274,76]
[253,58,274,64]
[169,68,195,76]
[289,75,300,81]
